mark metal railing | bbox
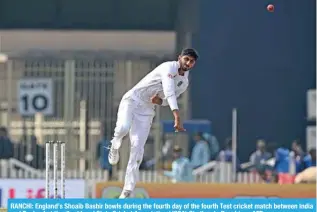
[1,158,261,183]
[0,158,267,200]
[0,56,181,172]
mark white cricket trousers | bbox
[111,95,155,191]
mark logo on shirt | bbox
[177,81,183,87]
[168,74,177,79]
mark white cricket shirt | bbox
[124,61,189,111]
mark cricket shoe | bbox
[119,190,132,199]
[107,145,119,165]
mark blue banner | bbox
[7,198,316,212]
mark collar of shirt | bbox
[175,61,190,78]
[255,150,263,156]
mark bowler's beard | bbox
[179,68,188,75]
[181,66,190,72]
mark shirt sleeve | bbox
[164,161,178,178]
[201,143,210,164]
[249,152,256,164]
[161,84,187,107]
[183,159,194,181]
[159,63,179,111]
[161,99,168,106]
[190,146,200,167]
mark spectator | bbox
[257,164,277,183]
[16,139,27,164]
[309,148,316,166]
[164,145,193,183]
[29,135,45,169]
[191,132,210,169]
[274,146,290,173]
[202,133,220,160]
[96,126,112,177]
[291,140,305,157]
[303,148,316,168]
[217,137,241,171]
[13,135,45,169]
[0,127,13,159]
[249,139,272,166]
[292,140,305,160]
[292,140,309,173]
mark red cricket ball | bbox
[267,4,274,12]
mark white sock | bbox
[111,138,122,149]
[119,190,132,198]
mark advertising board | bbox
[95,182,316,199]
[0,179,85,207]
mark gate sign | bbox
[18,78,54,116]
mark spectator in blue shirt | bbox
[302,148,316,168]
[217,137,241,171]
[274,147,290,173]
[292,140,310,173]
[202,133,220,160]
[292,140,304,157]
[164,145,193,183]
[96,138,112,170]
[96,125,112,177]
[308,148,316,167]
[191,132,210,169]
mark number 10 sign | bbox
[18,78,54,116]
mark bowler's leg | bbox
[109,98,135,165]
[119,112,154,198]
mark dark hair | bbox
[180,48,199,60]
[292,139,301,146]
[173,145,182,153]
[309,148,316,156]
[194,132,203,138]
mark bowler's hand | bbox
[151,94,163,105]
[174,118,186,132]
